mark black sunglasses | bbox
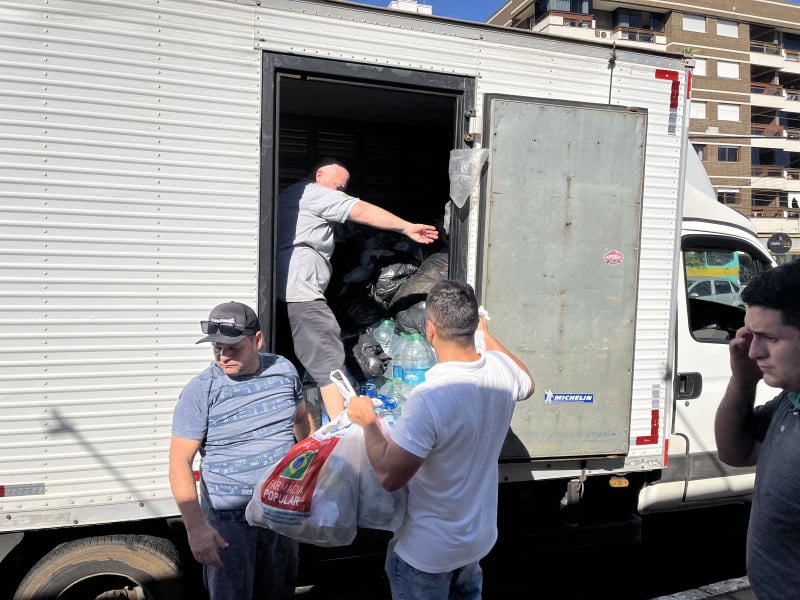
[200,318,251,337]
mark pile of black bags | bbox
[328,226,448,381]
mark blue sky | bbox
[352,0,800,21]
[351,0,507,22]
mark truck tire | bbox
[12,534,185,600]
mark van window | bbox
[683,245,771,342]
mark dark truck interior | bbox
[272,61,466,385]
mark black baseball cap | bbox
[196,301,260,345]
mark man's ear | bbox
[254,330,264,350]
[425,320,435,344]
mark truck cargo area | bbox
[267,53,469,382]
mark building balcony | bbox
[750,206,800,218]
[751,41,783,56]
[785,50,800,75]
[751,124,785,137]
[530,12,666,47]
[750,42,800,74]
[750,85,800,113]
[751,82,786,109]
[752,82,784,96]
[531,11,594,33]
[751,165,800,191]
[609,26,665,44]
[785,88,800,114]
[750,124,800,150]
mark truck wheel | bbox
[13,535,185,600]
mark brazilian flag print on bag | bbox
[245,409,407,547]
[245,412,360,546]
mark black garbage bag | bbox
[389,252,449,312]
[396,300,427,336]
[330,287,387,336]
[346,296,386,333]
[370,262,418,309]
[347,331,390,380]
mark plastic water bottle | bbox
[378,377,395,399]
[401,333,435,394]
[361,379,379,399]
[376,394,400,428]
[390,332,410,400]
[383,331,399,382]
[372,318,395,354]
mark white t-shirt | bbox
[390,351,531,573]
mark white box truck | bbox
[0,0,777,597]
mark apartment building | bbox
[488,0,800,262]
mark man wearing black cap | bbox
[169,301,310,600]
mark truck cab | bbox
[639,149,777,513]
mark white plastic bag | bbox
[245,410,406,547]
[448,148,489,208]
[356,417,407,532]
[245,411,359,546]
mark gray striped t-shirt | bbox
[172,353,302,510]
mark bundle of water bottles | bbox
[360,317,436,427]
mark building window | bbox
[683,14,706,33]
[718,103,740,121]
[693,58,706,76]
[717,19,739,38]
[718,146,740,162]
[613,8,664,31]
[785,33,800,52]
[717,60,740,79]
[538,0,592,15]
[717,189,740,204]
[691,101,707,119]
[693,144,706,160]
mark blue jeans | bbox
[203,508,298,600]
[384,540,483,600]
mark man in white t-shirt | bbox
[276,158,438,425]
[348,280,534,599]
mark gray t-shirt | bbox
[276,179,359,302]
[171,353,302,511]
[747,391,800,599]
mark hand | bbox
[347,395,378,426]
[187,521,229,568]
[729,327,763,384]
[477,316,489,334]
[404,224,439,244]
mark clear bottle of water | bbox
[372,318,396,354]
[387,331,403,362]
[378,377,394,399]
[390,332,410,400]
[401,333,435,394]
[376,394,401,428]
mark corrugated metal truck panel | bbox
[0,0,260,528]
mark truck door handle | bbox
[677,372,703,400]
